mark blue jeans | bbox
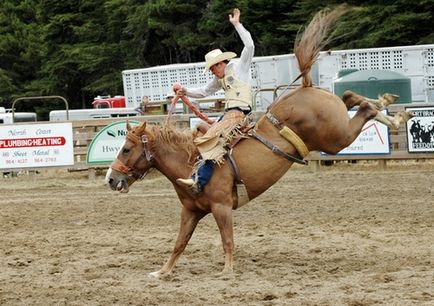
[193,159,214,190]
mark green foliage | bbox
[0,0,42,105]
[0,0,432,112]
[244,0,298,55]
[333,1,434,49]
[141,0,207,64]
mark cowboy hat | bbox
[204,49,237,73]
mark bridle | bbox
[110,130,154,181]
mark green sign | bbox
[86,120,138,165]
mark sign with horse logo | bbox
[406,106,434,153]
[87,120,139,164]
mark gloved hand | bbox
[172,83,186,96]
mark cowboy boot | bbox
[176,161,202,194]
[176,178,195,186]
[176,177,201,194]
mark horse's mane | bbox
[150,124,197,160]
[294,5,347,88]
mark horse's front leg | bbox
[149,206,206,278]
[211,203,234,275]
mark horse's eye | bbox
[123,148,130,154]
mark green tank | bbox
[333,69,412,103]
[336,68,359,78]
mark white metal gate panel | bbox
[122,44,434,110]
[424,47,434,102]
[318,44,434,102]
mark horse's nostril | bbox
[108,178,114,184]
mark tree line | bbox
[0,0,433,117]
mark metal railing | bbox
[11,96,69,123]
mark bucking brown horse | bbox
[106,7,412,277]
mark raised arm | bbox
[230,8,254,82]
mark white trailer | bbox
[317,44,434,102]
[49,108,140,121]
[0,107,37,124]
[122,44,434,111]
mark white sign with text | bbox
[322,110,390,155]
[0,123,74,169]
[87,121,139,165]
[405,106,434,153]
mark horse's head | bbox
[106,121,154,193]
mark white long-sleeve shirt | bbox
[185,23,254,98]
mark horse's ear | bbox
[126,120,132,131]
[136,121,147,134]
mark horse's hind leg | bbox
[342,90,413,129]
[337,101,379,150]
[342,90,366,109]
[342,90,399,110]
[374,110,414,129]
[149,207,206,278]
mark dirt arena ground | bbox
[1,161,433,306]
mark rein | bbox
[165,94,215,126]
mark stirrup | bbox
[190,184,202,195]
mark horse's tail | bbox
[294,6,347,88]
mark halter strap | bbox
[111,130,154,180]
[111,159,131,174]
[111,158,147,180]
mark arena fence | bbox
[306,103,434,170]
[2,103,431,179]
[69,102,434,177]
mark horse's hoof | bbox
[382,93,399,106]
[367,93,400,110]
[398,111,414,121]
[393,111,414,129]
[218,273,234,280]
[148,271,161,279]
[215,269,235,280]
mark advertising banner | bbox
[406,106,434,153]
[87,121,139,165]
[0,123,74,169]
[325,110,390,155]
